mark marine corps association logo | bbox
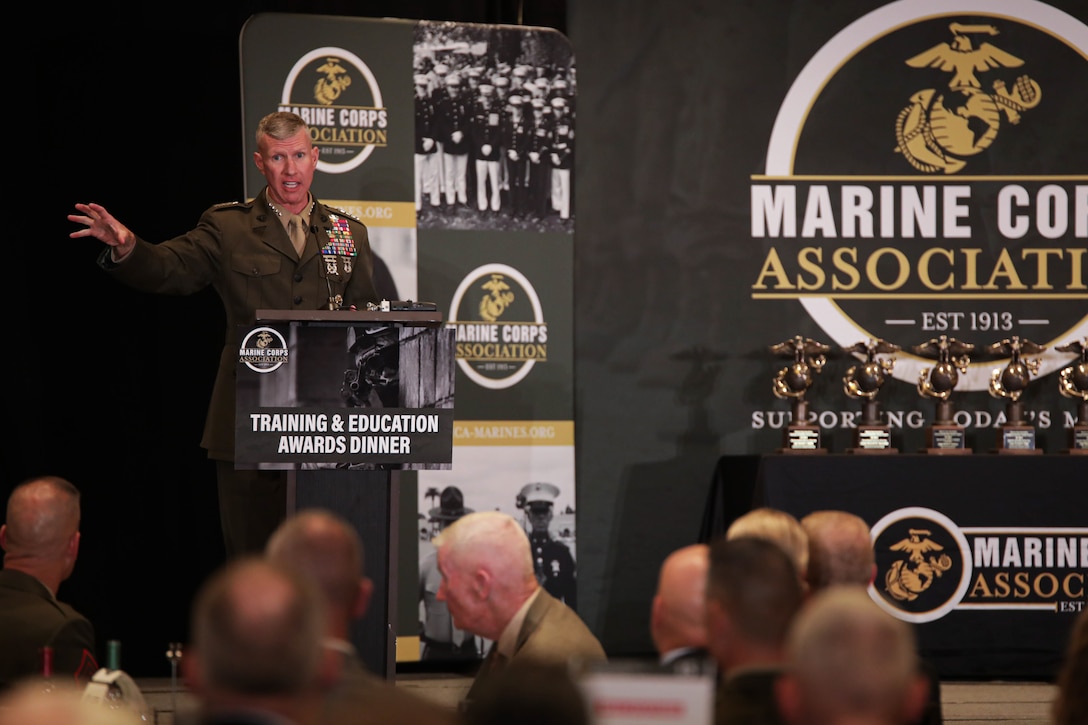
[870,507,971,623]
[279,47,389,175]
[449,263,549,390]
[753,0,1088,393]
[870,505,1088,622]
[238,327,289,374]
[895,22,1042,174]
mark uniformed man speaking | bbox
[516,482,577,609]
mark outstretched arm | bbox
[68,202,136,261]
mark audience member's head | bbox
[726,507,809,585]
[776,585,928,725]
[433,511,538,642]
[800,510,876,590]
[265,508,373,639]
[1052,608,1088,725]
[465,661,590,725]
[706,534,804,674]
[650,543,710,659]
[184,556,330,722]
[0,680,144,725]
[1,476,82,594]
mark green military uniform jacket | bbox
[98,188,378,460]
[0,568,99,692]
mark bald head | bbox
[1,476,81,592]
[651,544,709,656]
[3,477,80,556]
[801,510,875,590]
[190,557,327,697]
[778,586,925,724]
[265,508,369,624]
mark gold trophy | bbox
[770,335,829,454]
[1056,337,1088,455]
[842,338,900,454]
[914,335,974,454]
[988,336,1046,455]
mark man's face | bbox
[254,127,319,212]
[436,546,478,633]
[527,503,553,533]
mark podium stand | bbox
[236,309,453,680]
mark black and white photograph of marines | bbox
[413,20,576,234]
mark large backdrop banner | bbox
[569,0,1086,669]
[240,13,576,664]
[577,0,1086,460]
[742,0,1087,453]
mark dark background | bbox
[12,0,1086,680]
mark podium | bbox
[236,309,454,679]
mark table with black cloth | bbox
[705,453,1087,680]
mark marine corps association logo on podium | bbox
[751,0,1088,395]
[448,263,549,390]
[870,506,1088,623]
[278,47,390,175]
[238,326,289,374]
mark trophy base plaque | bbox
[994,425,1043,455]
[1063,426,1088,455]
[921,425,971,455]
[776,425,827,455]
[846,425,897,454]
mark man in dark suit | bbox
[651,543,716,676]
[182,556,331,725]
[707,535,804,725]
[0,476,99,692]
[68,111,380,559]
[775,586,929,725]
[432,511,606,714]
[801,510,943,725]
[265,509,459,725]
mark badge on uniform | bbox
[321,215,358,258]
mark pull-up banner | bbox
[240,14,577,663]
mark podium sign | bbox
[234,309,453,680]
[235,310,454,469]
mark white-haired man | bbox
[433,511,606,714]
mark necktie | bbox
[288,215,307,257]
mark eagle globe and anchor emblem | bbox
[894,22,1042,173]
[884,528,954,602]
[479,273,516,322]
